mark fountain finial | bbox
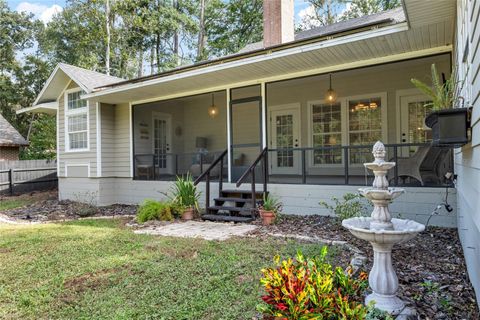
[372,141,386,163]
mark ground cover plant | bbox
[258,247,368,319]
[0,198,35,211]
[136,199,180,223]
[0,218,342,319]
[319,193,368,222]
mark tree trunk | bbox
[196,0,206,61]
[105,0,111,75]
[173,0,180,66]
[156,34,161,71]
[150,46,155,74]
[138,49,143,77]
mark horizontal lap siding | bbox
[114,103,131,177]
[455,0,480,307]
[58,83,97,177]
[101,104,116,177]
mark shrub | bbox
[260,193,282,213]
[170,173,200,210]
[136,200,180,223]
[257,247,368,320]
[319,193,367,222]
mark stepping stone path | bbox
[134,220,257,241]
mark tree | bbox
[298,0,401,31]
[341,0,401,20]
[298,0,343,30]
[205,0,263,59]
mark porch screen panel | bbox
[348,97,382,164]
[312,103,342,165]
[231,101,261,165]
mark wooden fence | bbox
[0,160,58,195]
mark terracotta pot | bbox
[181,207,195,220]
[259,209,275,225]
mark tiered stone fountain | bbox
[342,141,425,316]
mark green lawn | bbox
[0,219,337,319]
[0,198,35,211]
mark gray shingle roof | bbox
[238,7,406,53]
[0,114,28,147]
[58,63,124,92]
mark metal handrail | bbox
[235,147,269,216]
[194,149,228,185]
[236,147,268,187]
[193,149,228,210]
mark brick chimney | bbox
[263,0,295,47]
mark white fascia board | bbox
[16,101,58,115]
[129,45,452,106]
[83,22,409,100]
[33,64,90,107]
[33,64,61,106]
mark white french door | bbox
[399,94,433,156]
[152,113,172,174]
[269,104,301,175]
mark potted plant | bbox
[259,194,282,225]
[411,64,469,146]
[170,173,200,220]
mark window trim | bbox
[307,98,347,168]
[307,92,387,168]
[64,88,90,153]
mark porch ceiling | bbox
[85,2,455,105]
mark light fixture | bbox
[208,93,218,118]
[325,73,337,103]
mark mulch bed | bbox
[0,191,137,221]
[250,215,478,320]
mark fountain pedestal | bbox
[342,141,425,316]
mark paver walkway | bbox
[134,220,257,241]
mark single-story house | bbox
[0,114,28,160]
[18,0,480,306]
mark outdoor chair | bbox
[135,155,155,180]
[389,146,431,186]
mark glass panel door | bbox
[153,114,172,174]
[270,105,301,174]
[400,94,433,156]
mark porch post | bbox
[226,88,232,183]
[261,82,267,148]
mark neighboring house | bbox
[0,114,28,160]
[18,0,479,306]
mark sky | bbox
[6,0,314,25]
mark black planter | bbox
[424,108,469,147]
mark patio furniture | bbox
[135,155,154,180]
[390,146,431,186]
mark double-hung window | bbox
[65,90,88,151]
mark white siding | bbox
[455,0,480,307]
[58,82,98,178]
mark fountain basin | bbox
[359,187,405,201]
[342,217,425,244]
[364,162,396,171]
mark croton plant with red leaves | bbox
[257,246,368,320]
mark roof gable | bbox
[0,114,28,146]
[33,63,124,106]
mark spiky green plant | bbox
[410,64,460,111]
[170,173,201,210]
